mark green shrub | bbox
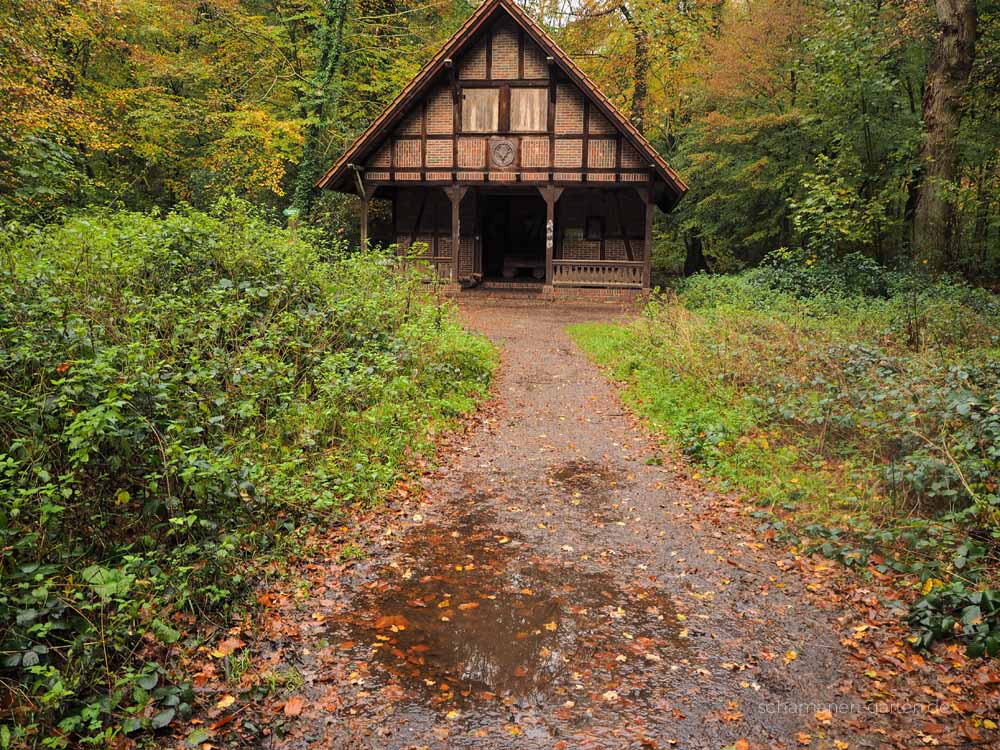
[0,201,494,747]
[909,583,1000,658]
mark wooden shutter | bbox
[461,88,499,132]
[510,88,547,132]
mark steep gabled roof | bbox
[316,0,687,204]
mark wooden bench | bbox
[502,255,545,280]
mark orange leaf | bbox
[211,637,245,658]
[374,614,409,630]
[284,695,305,717]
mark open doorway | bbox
[480,193,546,281]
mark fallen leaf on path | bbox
[284,695,305,716]
[211,637,245,658]
[215,695,235,710]
[374,614,409,629]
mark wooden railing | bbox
[397,255,453,281]
[552,259,644,288]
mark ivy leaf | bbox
[151,708,175,729]
[185,728,212,747]
[137,672,158,691]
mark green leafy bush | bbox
[909,583,1000,658]
[748,247,891,300]
[0,201,494,747]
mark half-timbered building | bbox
[316,0,687,293]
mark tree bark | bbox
[291,0,350,217]
[619,4,649,134]
[912,0,977,266]
[683,230,710,276]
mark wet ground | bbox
[263,302,874,749]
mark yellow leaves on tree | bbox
[698,0,816,104]
[203,108,303,198]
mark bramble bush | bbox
[571,252,1000,656]
[0,201,494,747]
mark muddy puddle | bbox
[549,459,619,493]
[548,460,623,521]
[340,506,686,713]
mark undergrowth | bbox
[571,249,1000,658]
[0,200,495,747]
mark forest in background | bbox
[2,0,997,277]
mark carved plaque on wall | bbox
[489,137,518,169]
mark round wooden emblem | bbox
[491,139,516,168]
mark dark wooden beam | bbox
[362,177,652,188]
[361,166,650,176]
[613,190,635,261]
[457,79,550,87]
[547,56,556,183]
[420,100,427,169]
[408,190,429,250]
[447,58,459,179]
[499,83,511,133]
[615,135,623,184]
[485,31,493,80]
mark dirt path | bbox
[238,301,890,750]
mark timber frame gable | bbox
[316,0,686,209]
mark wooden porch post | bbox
[355,171,376,251]
[359,194,370,250]
[445,185,468,282]
[538,185,563,287]
[642,188,654,290]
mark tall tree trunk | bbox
[291,0,350,217]
[912,0,977,267]
[683,230,710,276]
[619,4,649,134]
